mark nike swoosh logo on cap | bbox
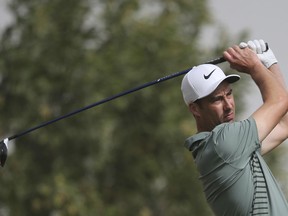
[204,69,216,79]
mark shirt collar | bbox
[184,132,210,151]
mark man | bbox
[181,39,288,215]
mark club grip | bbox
[206,42,269,66]
[205,56,226,65]
[265,42,269,52]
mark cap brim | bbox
[225,74,240,84]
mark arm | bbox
[243,40,288,155]
[261,64,288,155]
[223,45,288,144]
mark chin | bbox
[223,118,234,123]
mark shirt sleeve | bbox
[211,117,260,168]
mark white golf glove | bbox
[239,39,277,68]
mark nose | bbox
[223,97,233,111]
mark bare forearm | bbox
[268,63,288,125]
[268,64,287,88]
[250,63,287,104]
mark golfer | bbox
[181,39,288,215]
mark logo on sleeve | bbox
[204,69,216,79]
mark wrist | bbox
[249,61,268,79]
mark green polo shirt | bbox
[185,117,288,215]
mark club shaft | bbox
[7,56,226,141]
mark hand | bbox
[240,39,277,68]
[223,45,262,74]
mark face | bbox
[190,81,236,132]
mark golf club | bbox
[0,56,227,167]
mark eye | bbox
[210,96,222,103]
[227,89,233,97]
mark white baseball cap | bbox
[181,64,240,105]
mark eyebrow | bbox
[209,88,233,101]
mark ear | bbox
[189,102,201,117]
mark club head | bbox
[0,138,8,167]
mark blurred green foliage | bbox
[0,0,250,215]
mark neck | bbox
[196,124,213,133]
